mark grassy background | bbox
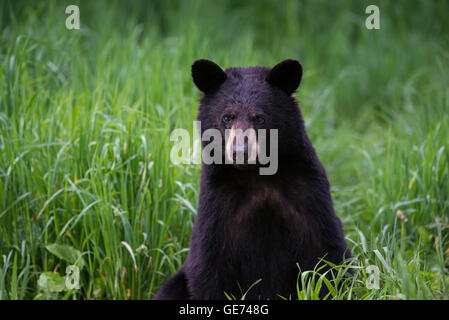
[0,0,448,299]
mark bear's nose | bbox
[233,143,248,155]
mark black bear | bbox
[153,59,350,300]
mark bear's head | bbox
[192,59,306,174]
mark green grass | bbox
[0,0,448,299]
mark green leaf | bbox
[45,243,85,269]
[37,272,66,293]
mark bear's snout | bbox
[225,128,258,166]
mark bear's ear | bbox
[266,59,302,95]
[191,59,227,93]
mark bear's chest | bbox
[221,185,305,240]
[215,188,308,298]
[217,186,316,279]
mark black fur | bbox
[153,59,350,300]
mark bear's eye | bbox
[254,115,265,125]
[222,114,234,124]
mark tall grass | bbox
[0,0,448,299]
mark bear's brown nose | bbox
[225,126,258,164]
[232,139,248,164]
[233,143,248,155]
